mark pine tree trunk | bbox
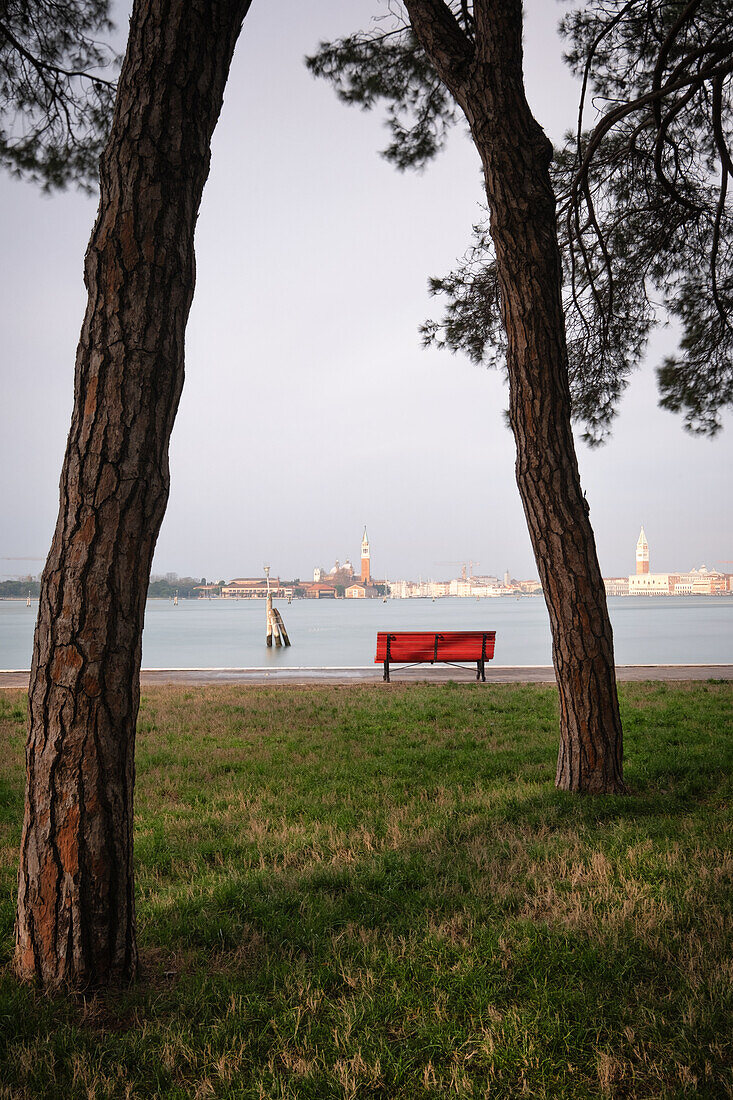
[15,0,251,989]
[405,0,625,793]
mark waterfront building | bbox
[603,580,629,598]
[516,579,542,594]
[361,527,371,584]
[474,574,501,587]
[315,553,356,586]
[302,582,337,599]
[222,577,287,599]
[345,581,379,599]
[449,578,473,598]
[671,566,727,595]
[628,573,671,595]
[389,579,428,598]
[472,583,510,597]
[636,527,650,574]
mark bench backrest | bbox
[375,631,496,663]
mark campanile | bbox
[636,527,649,574]
[361,526,371,584]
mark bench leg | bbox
[383,660,390,683]
[478,659,486,682]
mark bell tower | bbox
[636,527,649,574]
[361,526,371,584]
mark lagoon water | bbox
[1,595,731,670]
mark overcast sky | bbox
[1,0,731,585]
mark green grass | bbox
[0,681,731,1098]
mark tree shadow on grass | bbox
[114,777,730,1098]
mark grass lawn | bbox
[0,681,731,1099]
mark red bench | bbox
[375,631,496,682]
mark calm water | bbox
[1,595,731,669]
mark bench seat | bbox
[375,630,496,681]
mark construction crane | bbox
[435,560,480,580]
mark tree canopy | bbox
[308,0,733,441]
[0,0,118,190]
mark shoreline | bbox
[1,664,731,689]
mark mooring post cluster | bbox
[264,565,290,648]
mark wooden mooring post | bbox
[264,565,291,648]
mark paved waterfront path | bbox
[1,665,731,689]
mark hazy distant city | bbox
[3,524,730,602]
[155,526,733,601]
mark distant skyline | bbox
[9,519,726,588]
[1,0,731,584]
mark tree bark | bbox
[15,0,252,989]
[404,0,625,793]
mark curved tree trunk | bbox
[15,0,252,989]
[404,0,625,793]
